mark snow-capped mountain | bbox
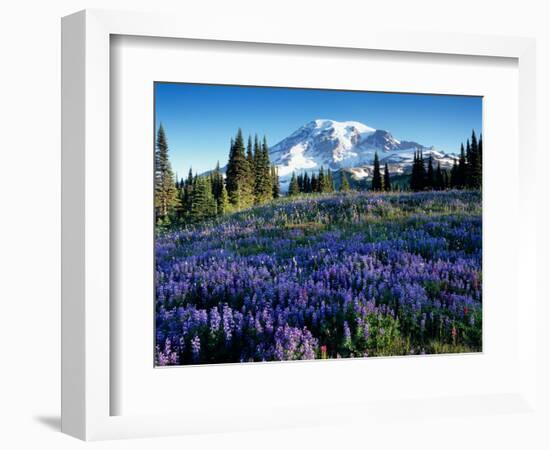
[269,119,457,189]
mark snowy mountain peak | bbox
[307,119,375,134]
[270,119,378,177]
[268,119,457,189]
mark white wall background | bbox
[0,1,548,449]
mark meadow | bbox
[155,190,482,366]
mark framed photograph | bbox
[152,82,483,367]
[62,9,538,441]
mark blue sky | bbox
[155,82,482,177]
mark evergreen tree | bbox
[317,167,325,193]
[478,133,483,174]
[211,161,225,212]
[246,136,254,170]
[466,130,482,189]
[218,182,229,215]
[261,137,273,200]
[426,155,435,189]
[288,172,300,196]
[450,158,459,188]
[383,163,391,191]
[465,138,472,187]
[371,152,383,191]
[435,162,444,190]
[297,173,304,192]
[442,168,450,189]
[182,167,194,219]
[310,173,318,193]
[271,165,280,199]
[340,171,351,192]
[418,151,426,190]
[303,172,311,193]
[154,124,178,223]
[410,152,418,191]
[253,135,261,200]
[458,143,467,188]
[410,151,426,191]
[326,170,334,192]
[246,136,255,193]
[226,129,254,209]
[190,176,217,222]
[174,176,185,221]
[471,131,478,155]
[253,136,272,203]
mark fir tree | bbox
[174,176,185,221]
[478,133,483,173]
[246,136,255,192]
[435,162,444,190]
[466,130,482,189]
[253,135,261,200]
[303,172,311,193]
[442,168,450,189]
[410,152,418,191]
[458,143,467,188]
[271,165,280,199]
[310,173,318,193]
[218,182,229,215]
[418,151,426,190]
[261,137,273,200]
[253,136,273,204]
[340,171,351,192]
[317,167,325,193]
[226,129,254,209]
[410,151,426,191]
[288,172,300,196]
[371,152,383,191]
[190,176,217,222]
[211,161,225,212]
[426,155,435,189]
[297,173,304,192]
[383,163,391,191]
[326,170,334,192]
[246,136,254,171]
[154,124,178,224]
[450,158,459,188]
[182,167,194,219]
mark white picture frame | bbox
[61,9,538,441]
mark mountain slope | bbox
[269,119,457,189]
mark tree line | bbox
[155,125,280,225]
[288,167,337,195]
[410,130,482,191]
[287,161,392,195]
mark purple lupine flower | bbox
[343,321,351,345]
[222,304,234,343]
[155,190,482,365]
[209,307,221,336]
[191,335,201,362]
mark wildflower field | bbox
[155,190,482,366]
